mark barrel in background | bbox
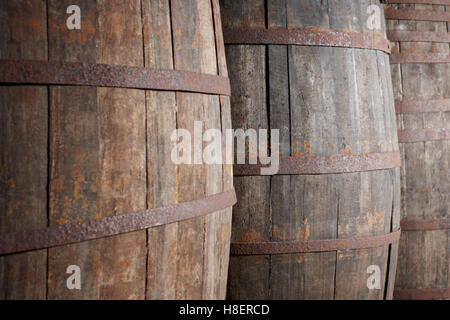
[0,0,233,300]
[385,0,450,300]
[221,0,401,299]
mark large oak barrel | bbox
[0,0,234,299]
[385,0,450,300]
[221,0,401,299]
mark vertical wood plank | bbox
[221,0,270,300]
[170,0,222,299]
[0,0,48,300]
[142,0,179,300]
[47,0,147,299]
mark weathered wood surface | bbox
[0,0,232,300]
[386,2,449,297]
[222,0,400,300]
[0,0,48,300]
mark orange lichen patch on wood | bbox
[302,219,310,240]
[120,258,131,265]
[192,17,205,49]
[407,45,420,53]
[27,15,45,40]
[353,211,386,234]
[366,211,386,228]
[388,140,393,152]
[6,201,21,215]
[59,218,68,225]
[154,28,171,50]
[237,228,265,242]
[127,293,140,300]
[340,211,387,235]
[63,195,71,208]
[76,217,83,223]
[52,174,66,193]
[172,28,183,51]
[342,145,354,155]
[25,210,31,215]
[304,141,312,153]
[294,254,306,264]
[220,223,227,244]
[6,178,15,188]
[292,152,317,157]
[430,43,439,53]
[378,141,386,152]
[337,249,369,259]
[70,152,89,209]
[364,141,370,152]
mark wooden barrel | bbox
[385,0,450,300]
[0,0,235,300]
[221,0,401,299]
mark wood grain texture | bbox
[386,3,449,297]
[47,0,147,300]
[0,0,48,300]
[222,0,400,300]
[1,0,232,300]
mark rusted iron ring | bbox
[385,8,450,22]
[387,31,450,43]
[0,59,231,96]
[230,229,401,256]
[398,129,450,143]
[401,218,450,231]
[394,288,450,300]
[0,189,237,255]
[390,53,450,64]
[223,28,391,54]
[234,152,401,176]
[386,0,450,5]
[395,99,450,114]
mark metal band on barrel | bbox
[387,31,450,43]
[395,99,450,114]
[234,152,401,176]
[394,288,450,300]
[223,28,391,54]
[385,8,450,22]
[0,189,237,255]
[401,218,450,231]
[390,53,450,64]
[386,0,450,4]
[0,59,231,96]
[398,129,450,143]
[230,229,401,256]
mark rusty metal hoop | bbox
[398,129,450,143]
[234,152,401,176]
[385,8,450,22]
[0,59,231,96]
[223,28,391,54]
[387,31,450,43]
[230,229,401,256]
[386,0,450,5]
[394,288,450,300]
[0,189,237,255]
[401,218,450,231]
